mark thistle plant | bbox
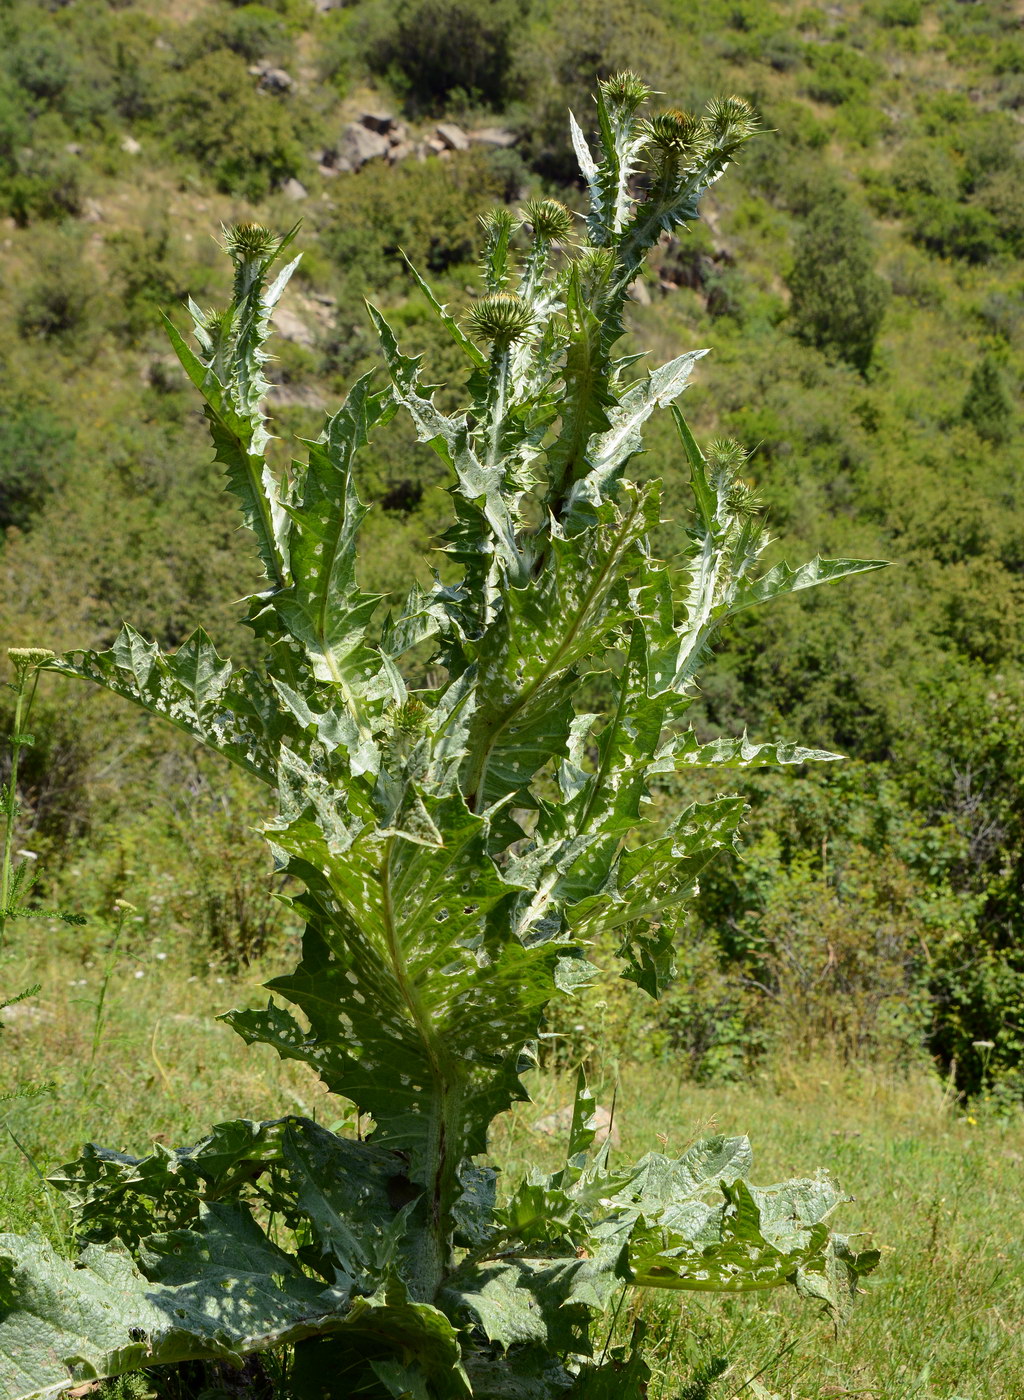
[0,77,883,1399]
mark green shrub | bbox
[106,214,198,343]
[366,0,525,111]
[962,353,1014,444]
[907,195,1002,263]
[323,150,508,288]
[0,401,74,532]
[9,31,72,103]
[168,49,306,199]
[16,230,95,339]
[787,195,889,372]
[181,3,293,65]
[867,0,921,27]
[802,46,883,106]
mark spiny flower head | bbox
[222,222,279,262]
[644,108,707,158]
[600,70,652,114]
[704,96,759,150]
[523,198,574,243]
[571,245,616,297]
[465,292,534,344]
[707,438,749,476]
[479,207,521,242]
[725,479,763,518]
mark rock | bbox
[268,382,328,410]
[425,135,447,155]
[436,122,469,152]
[121,135,142,156]
[259,66,294,93]
[318,163,339,179]
[360,110,396,134]
[627,277,652,306]
[336,121,391,171]
[280,177,308,201]
[467,126,518,148]
[81,197,104,223]
[388,141,414,164]
[312,0,344,10]
[272,305,317,348]
[64,142,83,157]
[534,1103,620,1148]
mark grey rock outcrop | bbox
[467,127,518,148]
[436,122,469,152]
[258,66,294,93]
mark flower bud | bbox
[466,292,533,345]
[600,71,652,114]
[223,222,279,261]
[523,198,574,243]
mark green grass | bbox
[2,942,1022,1400]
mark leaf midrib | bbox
[468,495,645,812]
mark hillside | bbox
[1,0,1023,1099]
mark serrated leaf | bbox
[729,556,889,614]
[464,487,655,814]
[565,352,707,522]
[665,729,844,769]
[226,793,564,1223]
[47,628,284,785]
[272,376,399,753]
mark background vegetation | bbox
[1,0,1023,1121]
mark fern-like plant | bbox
[0,76,883,1399]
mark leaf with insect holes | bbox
[46,627,288,786]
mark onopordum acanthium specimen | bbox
[0,75,883,1400]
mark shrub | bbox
[323,150,508,288]
[366,0,525,111]
[907,195,1002,263]
[9,31,72,103]
[0,79,881,1396]
[168,49,305,200]
[16,230,95,339]
[787,195,889,372]
[106,213,197,343]
[962,353,1014,444]
[802,46,883,107]
[0,401,74,532]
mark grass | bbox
[2,939,1022,1400]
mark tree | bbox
[788,195,889,372]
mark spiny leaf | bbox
[728,555,890,614]
[46,628,284,786]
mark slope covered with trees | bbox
[1,0,1023,1100]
